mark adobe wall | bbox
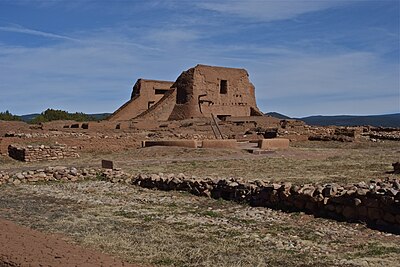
[135,89,177,121]
[202,139,238,149]
[169,65,263,120]
[108,79,174,121]
[142,140,198,148]
[258,138,289,149]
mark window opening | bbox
[220,80,228,94]
[155,89,169,95]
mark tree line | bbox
[0,110,21,121]
[0,109,101,123]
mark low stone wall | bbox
[0,167,130,186]
[258,138,289,149]
[0,166,399,233]
[8,144,80,162]
[131,174,400,233]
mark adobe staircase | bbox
[210,114,223,139]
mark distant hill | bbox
[265,112,400,127]
[20,113,40,122]
[300,113,400,127]
[88,113,111,120]
[265,112,291,120]
[16,111,400,127]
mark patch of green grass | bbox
[113,210,136,218]
[351,243,400,258]
[201,210,221,218]
[143,215,154,222]
[152,257,176,266]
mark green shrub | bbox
[30,109,97,124]
[0,110,21,121]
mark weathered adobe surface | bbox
[1,167,399,234]
[0,218,138,267]
[169,64,263,120]
[134,88,177,121]
[108,79,174,121]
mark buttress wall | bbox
[108,79,174,121]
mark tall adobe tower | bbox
[168,65,263,120]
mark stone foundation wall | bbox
[132,174,400,233]
[8,144,80,162]
[0,166,399,233]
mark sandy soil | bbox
[0,218,139,267]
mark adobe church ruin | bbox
[108,64,263,121]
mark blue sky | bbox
[0,0,399,117]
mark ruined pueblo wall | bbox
[169,65,263,120]
[134,89,177,121]
[108,79,174,121]
[109,65,264,121]
[8,144,79,162]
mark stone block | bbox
[342,206,357,219]
[367,207,382,221]
[102,160,114,169]
[258,138,289,150]
[393,162,400,174]
[383,212,396,223]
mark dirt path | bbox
[0,218,139,267]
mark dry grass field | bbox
[0,181,399,267]
[1,140,399,266]
[2,140,399,184]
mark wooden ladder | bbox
[210,114,224,139]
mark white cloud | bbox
[144,28,201,45]
[0,41,137,113]
[0,28,201,114]
[0,24,79,41]
[198,0,347,22]
[1,34,398,117]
